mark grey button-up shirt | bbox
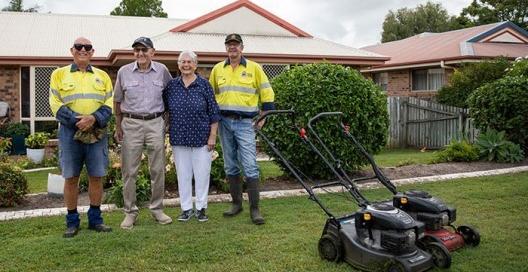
[114,61,172,114]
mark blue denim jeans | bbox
[219,116,259,179]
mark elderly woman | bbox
[163,50,220,222]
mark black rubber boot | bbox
[223,175,243,217]
[247,178,265,225]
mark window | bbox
[373,72,388,91]
[20,66,59,135]
[411,68,445,91]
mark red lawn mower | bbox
[305,112,481,269]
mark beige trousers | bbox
[121,116,166,215]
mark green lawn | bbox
[372,148,436,167]
[2,172,527,271]
[23,169,56,193]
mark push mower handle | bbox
[307,112,344,131]
[254,109,296,129]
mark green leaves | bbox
[110,0,167,18]
[263,63,388,179]
[437,58,510,108]
[433,140,479,163]
[25,132,49,149]
[474,130,524,163]
[468,75,528,152]
[0,163,28,207]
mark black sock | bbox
[89,205,100,210]
[67,208,78,214]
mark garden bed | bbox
[3,158,527,212]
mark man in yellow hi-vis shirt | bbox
[49,37,113,238]
[209,33,275,225]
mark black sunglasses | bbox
[73,44,93,51]
[133,47,150,53]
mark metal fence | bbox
[387,96,479,149]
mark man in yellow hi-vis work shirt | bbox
[209,33,275,225]
[49,37,113,238]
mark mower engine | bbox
[354,203,424,254]
[393,190,456,230]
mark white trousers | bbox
[172,145,212,211]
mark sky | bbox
[1,0,473,48]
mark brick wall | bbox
[387,70,411,96]
[0,65,20,121]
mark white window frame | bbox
[19,66,58,134]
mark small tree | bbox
[436,58,510,108]
[110,0,167,17]
[262,63,388,179]
[1,0,39,12]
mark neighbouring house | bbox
[0,0,387,134]
[361,21,528,98]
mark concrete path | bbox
[2,165,527,221]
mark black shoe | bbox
[63,226,79,238]
[196,208,209,222]
[88,224,112,232]
[178,209,194,222]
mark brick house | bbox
[361,21,528,99]
[0,0,387,134]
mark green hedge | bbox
[468,76,528,151]
[262,63,388,179]
[0,163,28,207]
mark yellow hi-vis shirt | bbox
[209,58,274,117]
[49,64,113,116]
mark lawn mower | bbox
[305,111,481,269]
[255,110,434,272]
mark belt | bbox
[222,112,249,120]
[122,112,163,120]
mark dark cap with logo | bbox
[132,37,154,48]
[225,33,243,44]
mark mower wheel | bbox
[386,260,407,272]
[457,225,480,247]
[425,242,451,269]
[318,234,342,262]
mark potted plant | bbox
[25,132,50,164]
[5,122,29,155]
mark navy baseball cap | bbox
[132,37,154,48]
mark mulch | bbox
[2,159,527,212]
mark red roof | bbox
[170,0,312,37]
[362,22,528,68]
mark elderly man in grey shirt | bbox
[114,37,173,229]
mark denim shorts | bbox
[58,125,109,178]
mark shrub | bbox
[263,63,388,178]
[475,130,524,163]
[0,137,11,156]
[0,163,28,207]
[467,76,528,151]
[436,58,510,108]
[210,142,228,192]
[4,122,29,137]
[432,140,479,163]
[25,132,50,149]
[104,174,151,208]
[506,57,528,77]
